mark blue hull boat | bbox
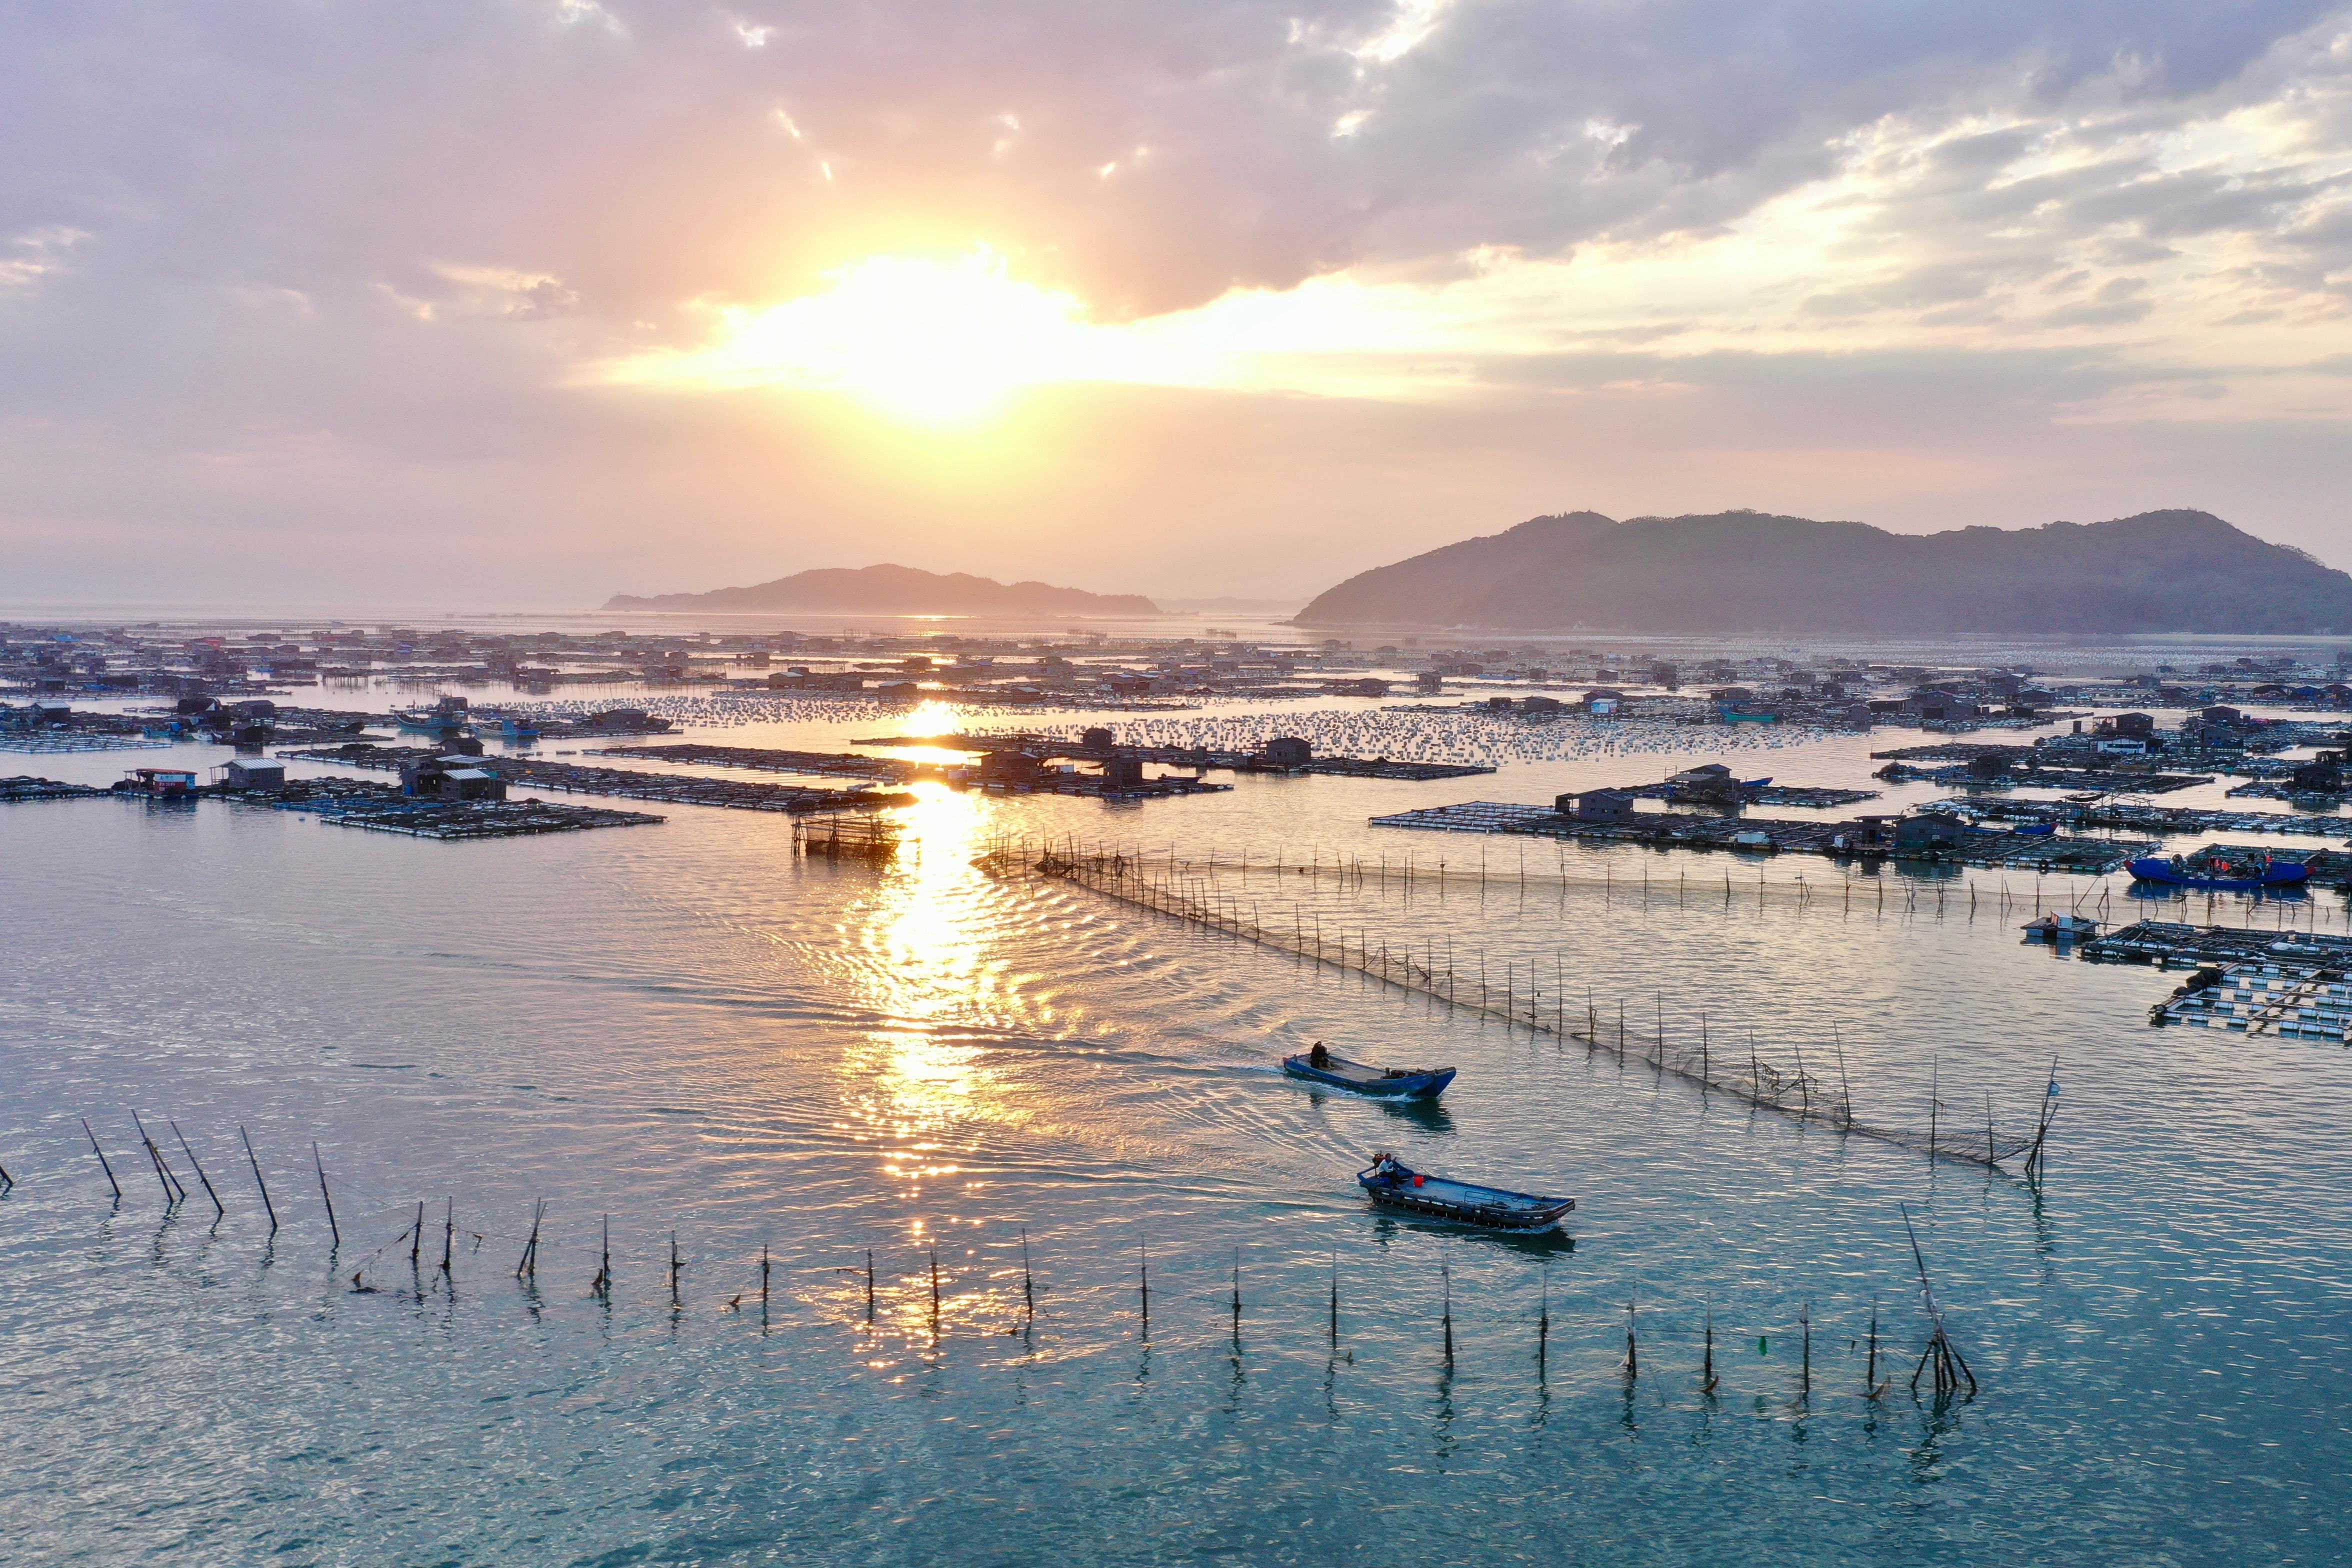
[2128,856,2308,892]
[1357,1154,1573,1231]
[1284,1052,1456,1101]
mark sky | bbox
[5,0,2352,609]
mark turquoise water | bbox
[4,708,2350,1565]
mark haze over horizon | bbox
[8,1,2352,608]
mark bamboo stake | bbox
[1441,1258,1454,1366]
[131,1111,180,1204]
[312,1142,338,1247]
[1702,1302,1718,1394]
[170,1122,224,1216]
[83,1118,120,1201]
[238,1126,277,1232]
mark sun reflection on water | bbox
[836,781,1029,1198]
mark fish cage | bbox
[792,812,904,863]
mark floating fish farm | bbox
[1369,800,2147,873]
[2150,962,2352,1043]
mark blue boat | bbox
[1283,1049,1455,1101]
[1357,1153,1574,1232]
[2128,854,2308,892]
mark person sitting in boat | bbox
[1309,1041,1330,1070]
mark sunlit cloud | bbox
[0,227,88,294]
[592,247,1232,424]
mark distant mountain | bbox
[1294,510,2352,634]
[606,564,1160,616]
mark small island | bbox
[605,563,1160,617]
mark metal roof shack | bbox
[399,756,508,802]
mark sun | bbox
[636,248,1141,426]
[592,244,1250,426]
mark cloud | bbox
[4,0,2352,604]
[0,226,88,294]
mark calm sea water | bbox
[4,694,2350,1566]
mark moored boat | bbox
[1356,1152,1573,1231]
[2128,854,2308,892]
[395,695,472,734]
[1283,1048,1455,1101]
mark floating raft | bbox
[0,733,172,754]
[1370,800,2146,873]
[278,744,911,814]
[279,794,662,840]
[2080,920,2352,968]
[2152,961,2352,1043]
[856,732,1494,781]
[586,742,931,784]
[1874,760,2214,794]
[0,774,111,802]
[1938,797,2352,844]
[1618,780,1880,808]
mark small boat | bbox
[1357,1152,1574,1232]
[496,716,540,741]
[1283,1050,1455,1100]
[1741,776,1772,788]
[395,695,472,734]
[2008,821,2057,837]
[2022,913,2100,942]
[2128,856,2308,891]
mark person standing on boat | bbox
[1309,1042,1330,1070]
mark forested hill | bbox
[607,564,1160,616]
[1294,510,2352,634]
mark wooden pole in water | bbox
[1230,1248,1242,1340]
[312,1142,338,1248]
[130,1112,180,1204]
[1021,1228,1035,1322]
[864,1248,876,1324]
[411,1201,424,1268]
[1537,1260,1550,1376]
[82,1118,120,1201]
[669,1232,682,1307]
[440,1200,454,1274]
[1834,1029,1854,1129]
[1623,1292,1638,1380]
[758,1244,770,1313]
[1866,1298,1884,1398]
[2025,1056,2060,1182]
[592,1215,611,1298]
[1138,1240,1150,1337]
[1800,1299,1812,1396]
[516,1200,543,1279]
[168,1122,224,1216]
[238,1126,276,1232]
[1330,1250,1340,1348]
[1702,1303,1718,1394]
[1928,1057,1939,1160]
[1441,1258,1454,1366]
